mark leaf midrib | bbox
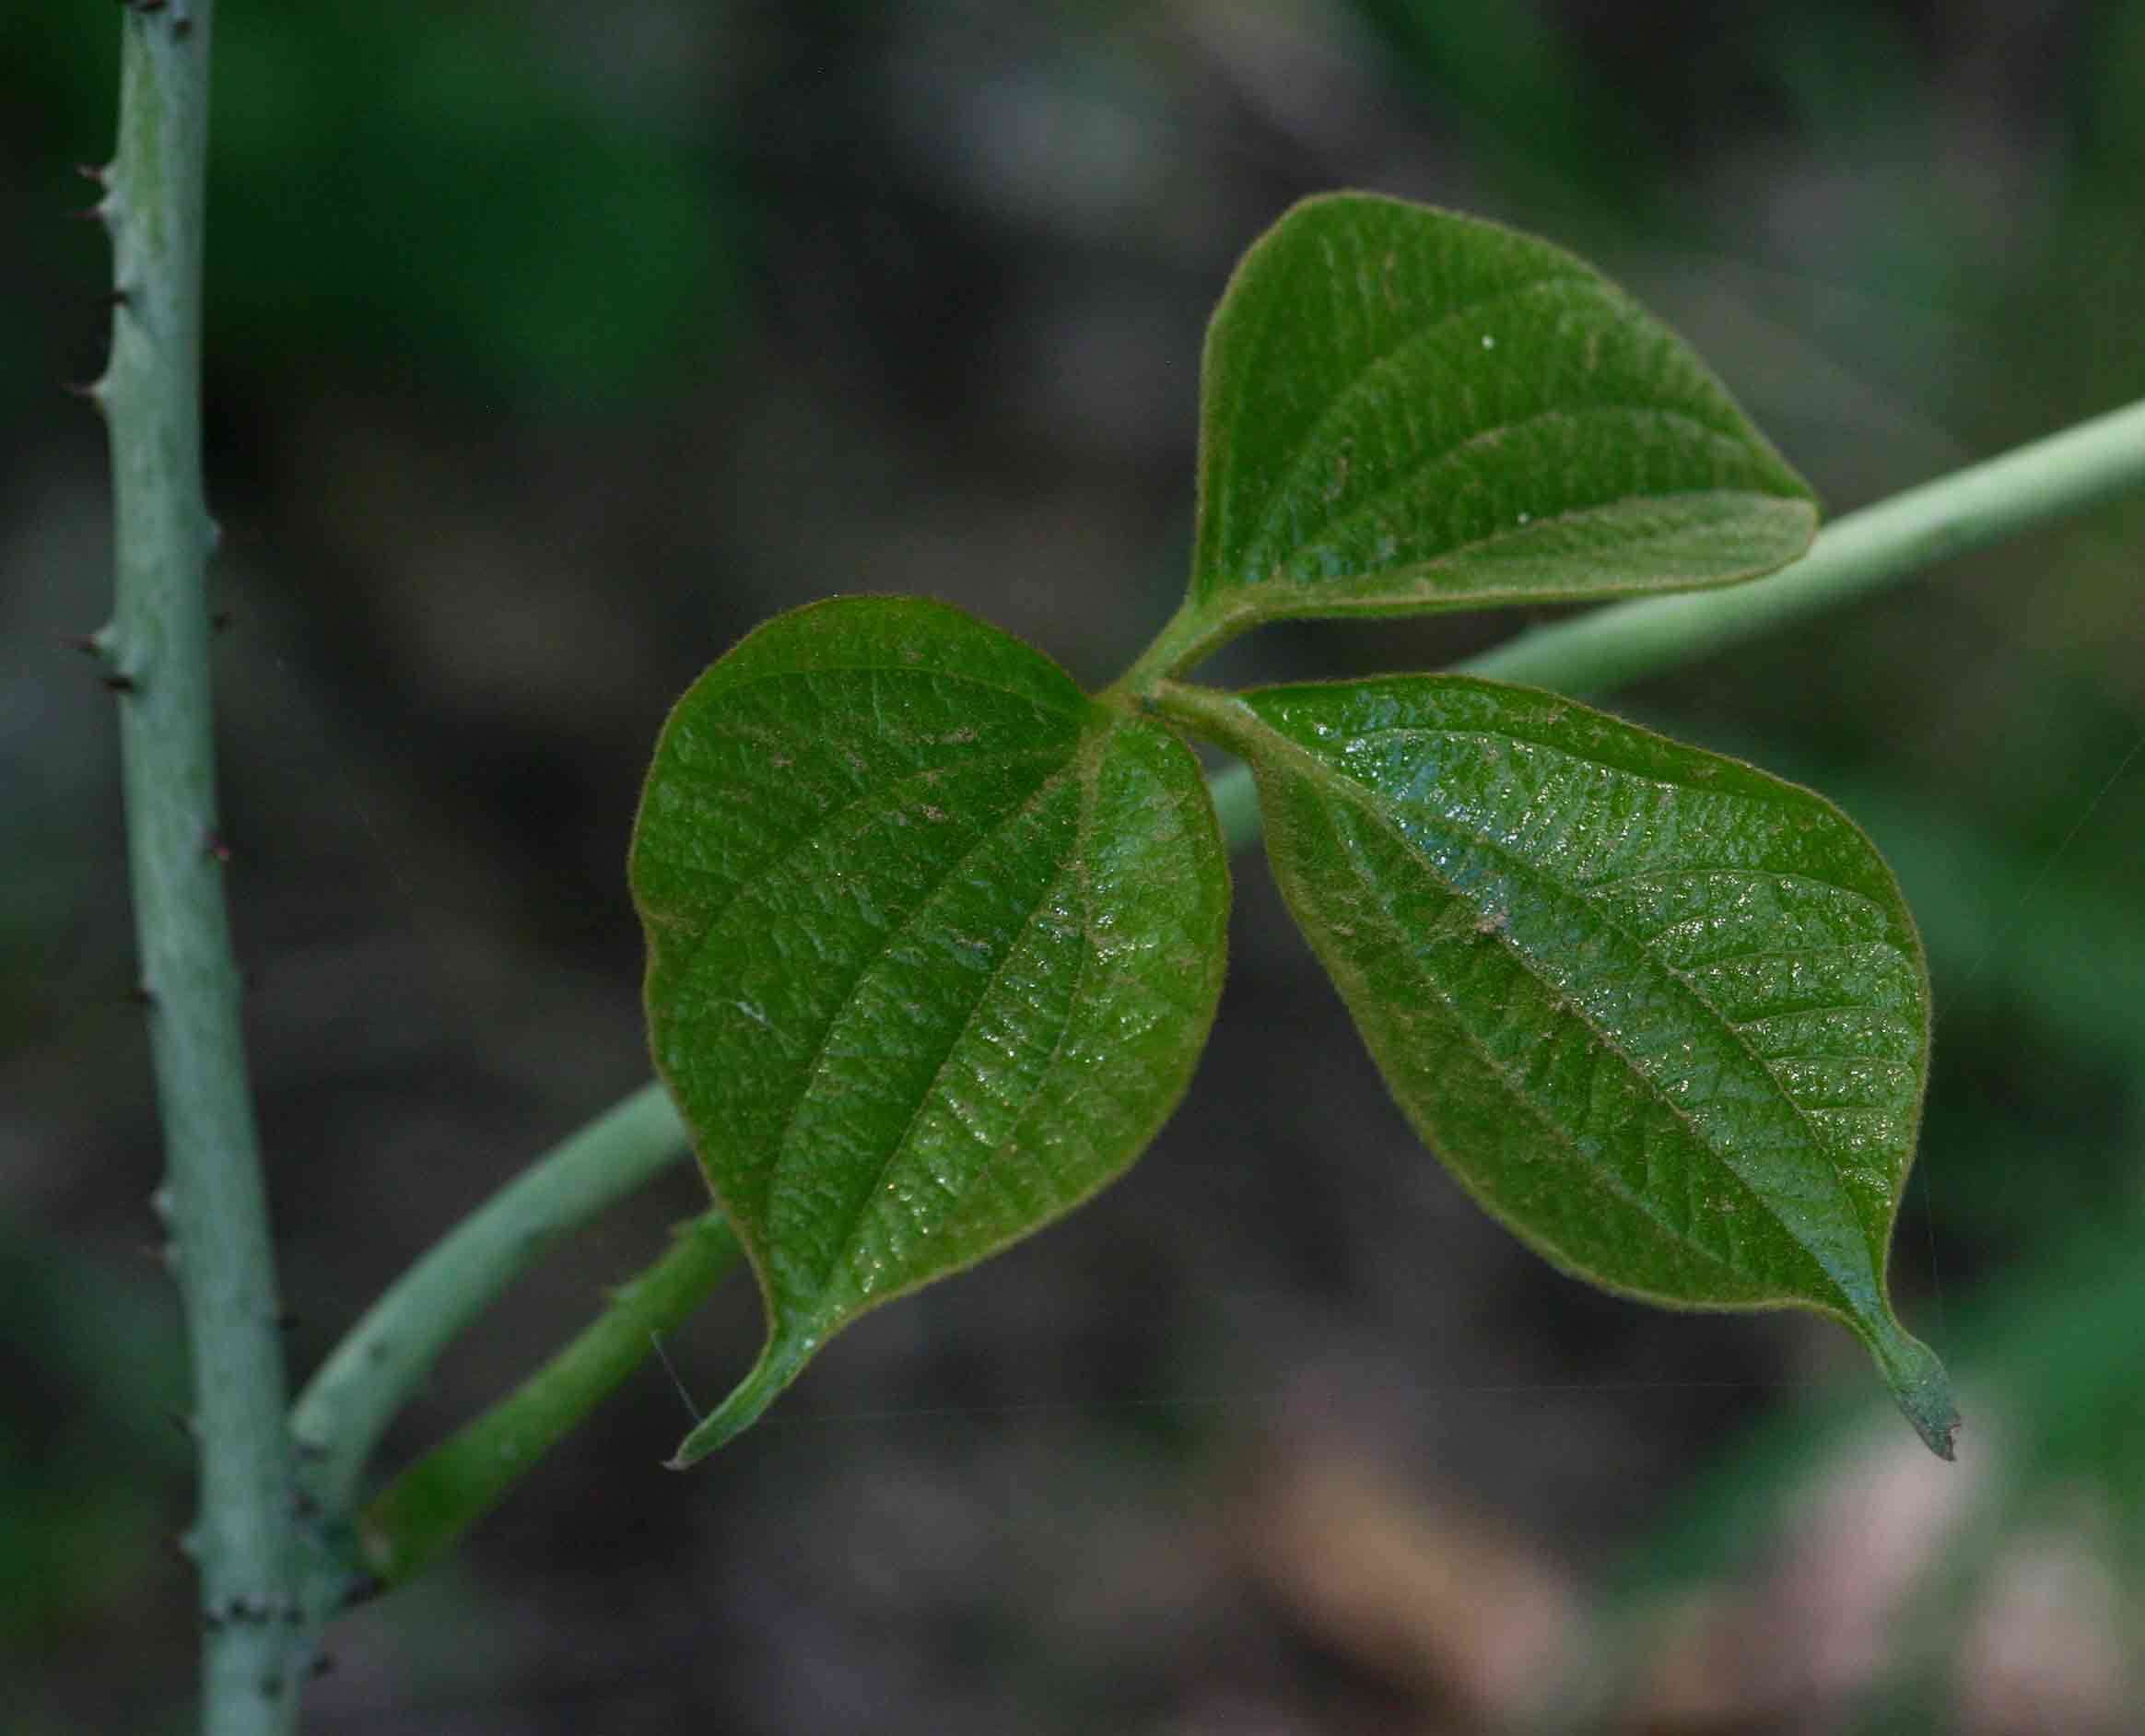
[753,752,1084,1259]
[1380,786,1882,1267]
[930,721,1110,1261]
[808,776,1091,1311]
[1244,403,1776,583]
[1342,794,1859,1297]
[1253,710,1878,1306]
[1305,795,1791,1299]
[1224,271,1589,576]
[651,745,1071,993]
[1318,719,1892,912]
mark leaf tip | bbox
[1865,1317,1958,1461]
[665,1330,815,1468]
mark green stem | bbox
[359,1213,742,1587]
[291,1081,689,1516]
[1463,395,2145,691]
[1108,592,1253,697]
[96,6,310,1729]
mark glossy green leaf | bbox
[1180,194,1816,651]
[632,599,1229,1460]
[1158,676,1954,1457]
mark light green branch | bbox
[94,5,309,1730]
[290,1081,690,1516]
[1464,395,2145,690]
[359,1213,741,1587]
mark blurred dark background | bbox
[6,3,2144,1730]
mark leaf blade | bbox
[1159,674,1953,1456]
[632,599,1229,1459]
[1189,194,1816,639]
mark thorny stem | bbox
[94,4,311,1730]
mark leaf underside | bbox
[632,598,1230,1460]
[1190,194,1817,632]
[1163,675,1954,1457]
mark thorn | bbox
[62,379,106,404]
[60,631,106,659]
[150,1183,176,1222]
[127,980,158,1009]
[102,671,136,694]
[211,609,234,634]
[205,829,234,864]
[68,200,111,225]
[165,1408,198,1443]
[172,1528,200,1561]
[98,287,131,311]
[76,162,110,187]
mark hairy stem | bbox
[95,5,309,1728]
[360,1213,742,1586]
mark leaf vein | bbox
[819,830,1084,1295]
[1254,405,1772,582]
[1236,273,1589,568]
[749,759,1080,1235]
[1303,736,1878,1297]
[648,745,1060,900]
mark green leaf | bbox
[1157,676,1954,1458]
[632,599,1229,1460]
[1174,194,1816,658]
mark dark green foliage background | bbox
[6,3,2143,1730]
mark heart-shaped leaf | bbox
[1166,194,1816,664]
[633,598,1229,1460]
[1157,676,1954,1456]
